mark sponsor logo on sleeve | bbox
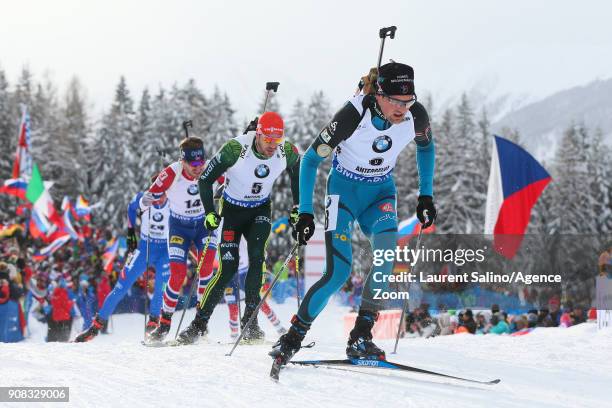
[320,129,332,143]
[378,202,395,213]
[170,235,184,244]
[316,144,332,158]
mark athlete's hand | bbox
[243,116,258,134]
[416,196,437,229]
[292,213,315,245]
[204,212,221,230]
[126,228,138,253]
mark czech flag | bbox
[484,135,552,259]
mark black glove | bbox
[204,211,222,231]
[416,195,437,229]
[292,213,315,245]
[243,116,259,134]
[126,227,138,253]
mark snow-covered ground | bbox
[3,300,612,408]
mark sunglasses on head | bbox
[379,92,417,109]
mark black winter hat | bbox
[377,62,415,95]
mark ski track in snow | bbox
[3,301,611,408]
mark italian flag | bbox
[26,164,64,236]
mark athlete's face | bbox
[255,133,284,158]
[375,93,416,124]
[182,160,205,178]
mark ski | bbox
[142,338,274,348]
[288,358,501,385]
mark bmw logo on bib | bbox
[153,212,164,222]
[372,135,392,153]
[254,164,270,178]
[187,184,199,195]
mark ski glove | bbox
[204,212,221,230]
[127,227,138,253]
[292,213,315,245]
[416,195,437,229]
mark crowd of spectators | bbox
[0,229,138,342]
[403,299,597,339]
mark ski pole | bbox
[243,82,280,134]
[236,267,242,334]
[174,234,213,339]
[262,82,280,112]
[143,212,151,338]
[377,26,397,70]
[182,120,192,138]
[226,242,299,357]
[295,250,301,308]
[392,226,424,355]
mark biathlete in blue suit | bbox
[74,191,170,342]
[270,62,437,366]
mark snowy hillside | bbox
[492,78,612,160]
[4,301,612,408]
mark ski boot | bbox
[346,310,386,361]
[269,315,310,366]
[147,311,172,343]
[177,316,208,345]
[241,311,266,344]
[144,316,159,339]
[74,315,106,343]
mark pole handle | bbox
[182,120,193,138]
[265,82,280,92]
[379,26,397,39]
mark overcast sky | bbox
[2,0,611,121]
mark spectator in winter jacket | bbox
[547,297,561,327]
[475,312,487,334]
[0,262,23,303]
[488,313,510,335]
[46,282,74,342]
[570,306,586,326]
[460,309,477,334]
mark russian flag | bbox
[0,178,28,200]
[102,238,119,274]
[484,135,552,259]
[32,234,71,262]
[397,214,435,246]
